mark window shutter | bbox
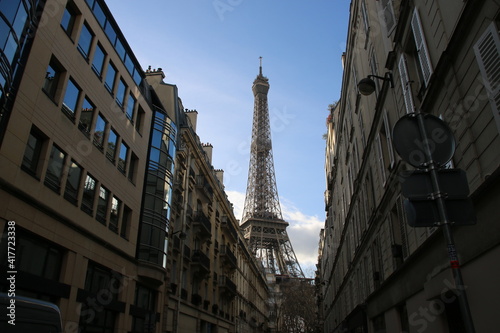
[474,22,500,133]
[411,9,433,86]
[398,55,415,113]
[383,110,395,168]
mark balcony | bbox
[219,275,237,299]
[221,216,238,241]
[195,175,213,201]
[191,250,210,279]
[192,211,212,240]
[220,245,237,271]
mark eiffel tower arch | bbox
[240,59,304,278]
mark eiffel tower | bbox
[240,58,304,278]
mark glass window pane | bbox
[0,0,20,22]
[94,113,107,149]
[4,33,18,64]
[106,129,117,161]
[92,1,106,27]
[133,67,142,86]
[60,6,75,35]
[43,62,60,98]
[116,78,126,107]
[82,174,96,214]
[22,131,43,174]
[62,79,80,118]
[64,160,82,204]
[79,97,94,135]
[126,94,135,121]
[96,186,109,224]
[115,39,125,60]
[118,142,128,173]
[124,53,134,74]
[104,21,116,45]
[12,3,27,39]
[44,145,66,192]
[77,23,93,59]
[104,62,116,93]
[109,196,120,233]
[92,43,106,77]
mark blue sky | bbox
[105,0,350,275]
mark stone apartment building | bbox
[319,0,500,332]
[0,0,270,332]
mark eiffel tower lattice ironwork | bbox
[240,59,304,278]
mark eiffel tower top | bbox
[242,58,283,224]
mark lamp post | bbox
[358,74,476,333]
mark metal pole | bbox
[415,111,475,333]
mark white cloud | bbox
[226,191,323,277]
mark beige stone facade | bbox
[319,0,500,332]
[0,0,270,332]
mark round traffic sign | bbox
[392,113,455,168]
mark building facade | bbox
[319,0,500,332]
[0,1,270,333]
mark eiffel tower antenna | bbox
[241,60,304,278]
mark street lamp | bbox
[357,73,394,95]
[171,230,187,240]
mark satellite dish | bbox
[392,113,455,168]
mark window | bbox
[79,96,94,137]
[77,22,93,60]
[128,152,138,183]
[43,57,64,100]
[135,105,145,133]
[79,262,120,333]
[62,78,80,121]
[375,134,386,183]
[93,113,107,150]
[60,1,78,37]
[398,55,415,114]
[116,78,126,107]
[96,185,109,224]
[91,43,106,77]
[0,231,63,281]
[121,205,131,239]
[126,93,136,121]
[380,0,396,35]
[382,110,395,168]
[360,0,370,43]
[64,160,82,205]
[474,21,500,133]
[109,196,121,233]
[118,142,128,174]
[132,285,157,333]
[22,128,45,176]
[81,173,96,215]
[104,61,117,93]
[106,129,118,162]
[44,145,66,193]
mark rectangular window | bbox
[106,129,118,162]
[93,113,107,150]
[115,39,125,60]
[126,93,135,121]
[92,0,106,27]
[79,96,94,137]
[81,173,96,215]
[116,78,126,107]
[62,78,80,121]
[104,62,117,94]
[91,43,106,77]
[60,1,78,37]
[44,145,66,193]
[77,22,93,60]
[64,160,82,205]
[118,142,128,174]
[43,57,64,100]
[398,55,415,114]
[128,152,138,184]
[375,134,386,183]
[121,205,131,239]
[22,128,45,176]
[109,196,121,233]
[124,53,134,75]
[381,0,396,35]
[96,185,109,224]
[135,105,145,133]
